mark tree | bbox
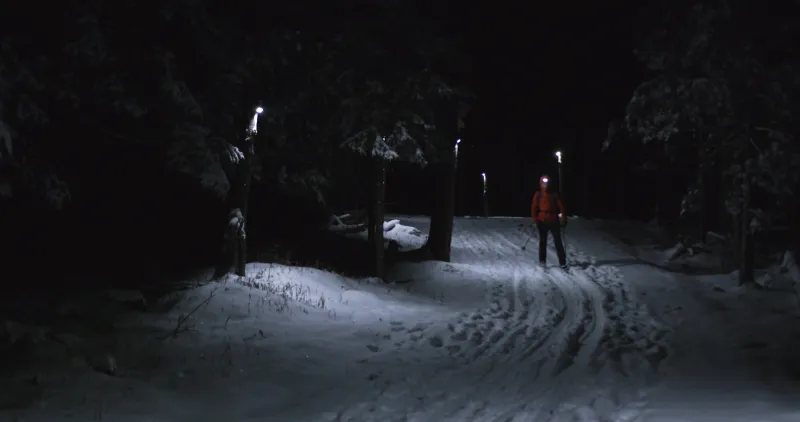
[278,2,475,277]
[4,0,477,280]
[613,0,800,284]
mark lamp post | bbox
[454,138,461,216]
[555,150,563,195]
[232,105,263,276]
[249,106,263,135]
[481,171,488,217]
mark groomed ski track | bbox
[317,216,670,422]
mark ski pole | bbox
[521,233,533,250]
[522,223,537,250]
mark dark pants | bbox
[537,220,567,266]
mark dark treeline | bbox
[606,0,800,284]
[1,0,797,290]
[0,0,472,287]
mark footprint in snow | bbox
[407,322,431,333]
[451,330,468,341]
[447,345,461,355]
[428,336,444,348]
[366,345,380,352]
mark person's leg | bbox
[537,222,548,264]
[550,222,567,267]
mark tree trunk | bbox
[793,197,800,259]
[216,137,254,280]
[616,173,625,219]
[367,156,376,246]
[367,156,387,279]
[583,152,591,218]
[699,170,710,244]
[738,181,755,286]
[616,145,625,219]
[655,163,665,228]
[233,140,254,277]
[425,146,456,261]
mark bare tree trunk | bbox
[793,197,800,259]
[738,180,755,286]
[616,143,625,219]
[367,156,376,246]
[583,153,591,218]
[216,137,254,279]
[425,146,456,261]
[233,140,254,277]
[699,170,710,244]
[367,156,387,279]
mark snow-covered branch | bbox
[227,208,245,240]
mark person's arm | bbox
[531,192,539,223]
[557,195,566,223]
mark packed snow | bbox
[1,217,799,421]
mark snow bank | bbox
[337,218,427,252]
[0,263,451,421]
[382,219,427,251]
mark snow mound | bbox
[337,218,427,252]
[382,219,427,251]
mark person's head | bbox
[539,175,550,192]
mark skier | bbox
[531,175,567,268]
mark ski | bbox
[538,264,572,274]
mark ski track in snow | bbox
[323,218,671,422]
[0,217,676,422]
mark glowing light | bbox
[249,107,261,134]
[542,177,549,183]
[555,151,562,163]
[456,138,461,144]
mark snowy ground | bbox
[2,217,799,421]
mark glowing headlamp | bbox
[542,177,548,183]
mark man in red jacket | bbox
[531,175,567,268]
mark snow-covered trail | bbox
[4,217,798,421]
[572,221,800,421]
[309,217,670,421]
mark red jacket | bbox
[532,191,566,224]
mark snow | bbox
[2,217,799,421]
[379,219,428,251]
[224,143,244,164]
[340,122,426,164]
[328,217,427,252]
